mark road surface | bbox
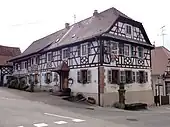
[1,88,170,127]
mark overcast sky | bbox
[0,0,169,52]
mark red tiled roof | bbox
[0,45,21,65]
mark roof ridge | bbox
[0,45,20,49]
[161,46,170,58]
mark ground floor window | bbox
[108,70,119,84]
[77,70,91,84]
[45,72,52,84]
[107,69,148,84]
[137,71,148,83]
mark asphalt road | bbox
[0,88,126,127]
[1,88,170,127]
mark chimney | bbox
[65,23,70,29]
[93,10,99,16]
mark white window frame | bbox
[125,24,132,35]
[81,43,88,56]
[124,44,130,56]
[138,47,144,58]
[47,52,52,62]
[62,48,69,59]
[110,41,118,55]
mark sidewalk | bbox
[2,87,164,113]
[0,87,127,112]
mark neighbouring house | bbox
[9,7,154,106]
[0,45,21,86]
[151,46,170,105]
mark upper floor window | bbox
[47,52,52,62]
[138,47,144,58]
[82,44,88,55]
[124,45,130,56]
[131,46,136,57]
[110,42,118,55]
[63,48,69,59]
[81,43,91,56]
[126,25,132,35]
[119,43,124,55]
[24,61,28,69]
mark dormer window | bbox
[126,25,132,35]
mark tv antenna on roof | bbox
[160,25,167,46]
[73,14,76,24]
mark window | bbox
[120,71,126,83]
[77,70,91,84]
[166,82,170,95]
[31,58,34,65]
[110,42,118,55]
[131,46,136,57]
[125,70,132,83]
[45,72,52,84]
[24,61,28,69]
[77,45,81,56]
[119,43,124,55]
[126,25,132,35]
[63,48,69,59]
[82,44,88,55]
[138,47,144,58]
[108,70,119,84]
[136,71,148,83]
[124,45,130,56]
[47,53,52,62]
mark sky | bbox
[0,0,169,52]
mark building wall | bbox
[101,66,154,106]
[68,67,98,94]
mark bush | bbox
[125,103,147,110]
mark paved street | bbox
[1,88,170,127]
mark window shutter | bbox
[77,45,81,56]
[144,72,148,83]
[50,72,52,83]
[108,70,112,83]
[132,71,136,82]
[44,73,47,82]
[88,42,91,54]
[87,70,91,83]
[120,71,126,83]
[136,72,140,83]
[77,71,81,83]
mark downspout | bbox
[97,36,104,106]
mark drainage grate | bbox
[126,118,138,121]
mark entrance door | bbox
[60,71,69,90]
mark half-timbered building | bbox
[0,45,21,86]
[9,7,154,106]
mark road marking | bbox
[44,113,85,122]
[0,97,16,100]
[54,121,68,124]
[72,119,85,122]
[33,123,48,127]
[18,126,24,127]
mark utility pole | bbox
[160,25,166,46]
